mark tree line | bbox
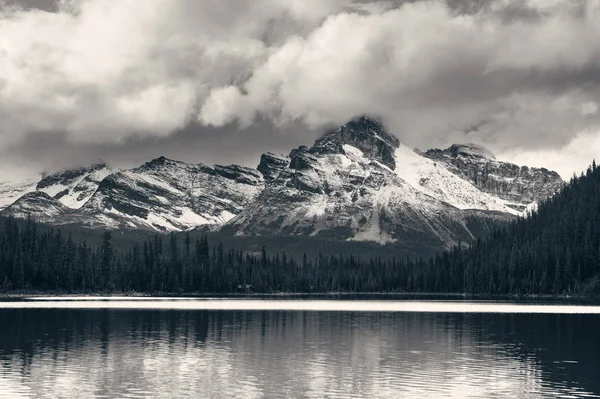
[1,161,600,295]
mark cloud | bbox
[499,128,600,179]
[0,117,319,178]
[0,0,353,145]
[198,0,600,153]
[1,0,600,178]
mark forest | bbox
[1,161,600,296]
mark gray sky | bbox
[1,0,600,180]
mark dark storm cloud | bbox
[1,0,600,179]
[0,118,319,176]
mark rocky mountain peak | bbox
[448,143,496,160]
[422,144,564,211]
[2,191,68,222]
[37,162,108,190]
[0,115,568,257]
[138,156,180,171]
[424,143,496,162]
[311,116,400,169]
[257,152,290,181]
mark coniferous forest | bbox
[2,162,600,296]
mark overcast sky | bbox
[1,0,600,179]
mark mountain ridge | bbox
[0,117,565,255]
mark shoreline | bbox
[1,291,598,302]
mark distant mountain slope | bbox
[423,144,564,212]
[35,163,112,209]
[1,157,264,231]
[0,179,37,210]
[2,192,69,223]
[1,163,112,219]
[72,157,264,231]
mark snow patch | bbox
[176,208,212,227]
[0,180,37,210]
[349,211,397,245]
[218,210,236,223]
[304,196,328,218]
[37,166,113,209]
[394,145,519,215]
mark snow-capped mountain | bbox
[222,117,533,252]
[36,163,112,209]
[1,157,264,231]
[0,179,37,210]
[70,157,264,231]
[1,163,111,223]
[0,116,564,254]
[2,192,69,222]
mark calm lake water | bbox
[1,298,599,398]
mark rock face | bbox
[0,116,565,256]
[257,153,290,181]
[312,117,400,169]
[423,144,565,211]
[0,163,112,223]
[2,192,68,223]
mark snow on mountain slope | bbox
[2,192,69,222]
[0,179,37,210]
[222,117,516,251]
[0,163,112,223]
[394,144,519,215]
[70,157,264,231]
[423,144,564,212]
[0,158,264,232]
[36,163,113,209]
[0,116,563,255]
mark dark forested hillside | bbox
[436,160,600,296]
[1,162,600,295]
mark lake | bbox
[1,298,599,398]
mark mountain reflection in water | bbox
[0,302,599,398]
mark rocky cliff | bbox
[423,144,564,211]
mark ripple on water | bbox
[0,302,598,398]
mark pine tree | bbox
[101,232,112,289]
[553,256,562,294]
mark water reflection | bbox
[0,307,598,398]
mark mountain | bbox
[0,179,37,210]
[1,163,112,224]
[406,160,600,295]
[1,157,264,232]
[222,117,548,255]
[0,117,564,256]
[2,192,69,223]
[36,163,112,208]
[69,157,264,231]
[0,161,595,296]
[422,144,563,212]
